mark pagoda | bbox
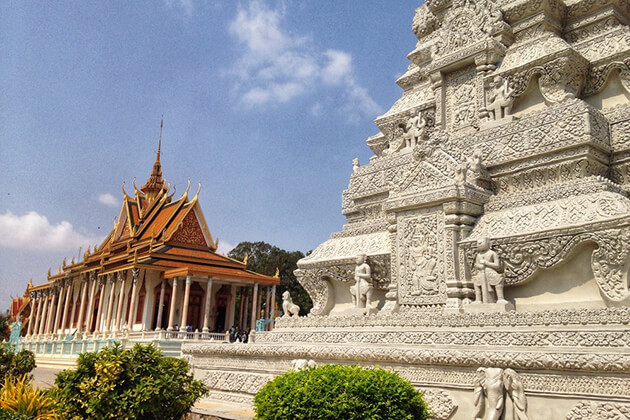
[20,124,279,359]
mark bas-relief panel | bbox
[397,211,447,305]
[446,65,478,132]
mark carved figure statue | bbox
[474,367,529,420]
[472,238,505,304]
[282,291,300,317]
[352,158,360,173]
[402,113,427,148]
[454,160,469,185]
[410,234,438,295]
[350,254,373,308]
[484,75,515,120]
[467,149,485,175]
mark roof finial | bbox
[157,116,163,162]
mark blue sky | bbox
[0,1,421,310]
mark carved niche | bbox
[397,212,447,306]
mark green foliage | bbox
[228,241,312,316]
[254,364,430,420]
[0,345,36,384]
[51,344,208,420]
[0,408,31,420]
[0,375,59,419]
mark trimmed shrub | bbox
[254,364,430,420]
[0,374,59,420]
[0,345,36,384]
[51,343,207,420]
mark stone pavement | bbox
[31,365,66,390]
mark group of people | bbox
[228,325,250,343]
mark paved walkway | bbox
[31,365,66,390]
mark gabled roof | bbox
[30,128,279,289]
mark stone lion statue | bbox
[282,291,300,317]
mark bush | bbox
[0,374,59,419]
[254,364,430,420]
[0,345,36,384]
[51,344,208,420]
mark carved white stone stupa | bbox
[185,2,630,418]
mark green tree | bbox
[228,241,312,316]
[0,314,9,342]
[254,364,430,420]
[51,344,207,420]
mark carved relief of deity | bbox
[446,67,478,131]
[397,212,446,305]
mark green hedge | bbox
[254,364,429,420]
[51,344,207,420]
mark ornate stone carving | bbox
[420,388,457,420]
[281,291,300,317]
[473,367,528,420]
[471,238,507,306]
[566,401,630,420]
[397,212,447,305]
[349,254,373,309]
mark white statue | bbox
[282,291,300,317]
[472,238,506,304]
[474,367,528,420]
[402,113,427,148]
[291,359,317,371]
[484,75,515,120]
[350,254,373,308]
[352,158,360,173]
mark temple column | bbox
[85,273,98,334]
[180,275,192,331]
[250,283,258,331]
[227,284,238,329]
[38,291,49,337]
[127,268,140,330]
[238,287,245,329]
[270,285,277,330]
[105,274,116,333]
[94,277,107,335]
[256,286,263,323]
[53,282,65,335]
[167,277,179,331]
[264,286,271,330]
[61,278,72,333]
[27,292,37,337]
[155,279,166,331]
[115,271,127,332]
[46,287,58,335]
[202,277,213,332]
[76,274,89,334]
[33,291,43,337]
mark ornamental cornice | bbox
[272,306,630,329]
[183,342,630,374]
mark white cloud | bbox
[217,239,235,255]
[164,0,194,18]
[228,0,381,119]
[0,211,100,252]
[97,193,119,208]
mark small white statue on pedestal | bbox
[350,254,373,308]
[484,75,515,121]
[472,238,506,304]
[282,291,300,317]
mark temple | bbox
[18,125,279,360]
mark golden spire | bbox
[141,118,167,204]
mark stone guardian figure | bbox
[350,254,373,308]
[472,238,506,304]
[483,75,515,121]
